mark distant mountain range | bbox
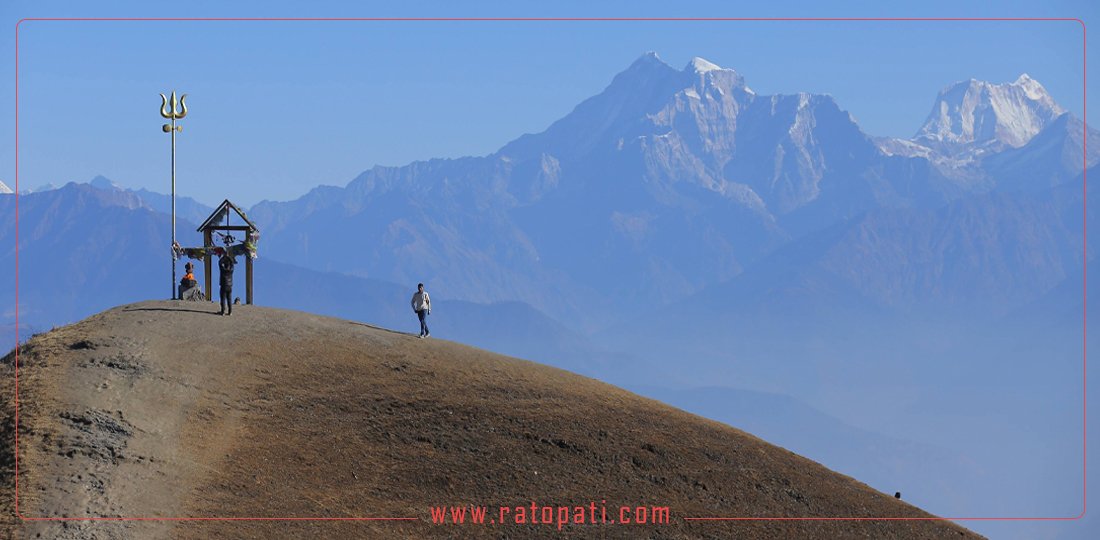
[17,55,1094,333]
[245,53,1097,331]
[87,174,216,225]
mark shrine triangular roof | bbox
[197,199,259,232]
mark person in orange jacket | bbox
[182,261,196,284]
[178,261,199,299]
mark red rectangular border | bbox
[8,18,1086,527]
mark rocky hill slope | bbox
[1,301,980,539]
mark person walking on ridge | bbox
[411,283,431,338]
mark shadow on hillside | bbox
[346,320,414,337]
[123,307,221,316]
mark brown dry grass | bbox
[0,301,982,539]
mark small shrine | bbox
[173,200,260,304]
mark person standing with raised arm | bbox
[218,252,236,316]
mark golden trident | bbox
[160,91,188,299]
[160,91,188,124]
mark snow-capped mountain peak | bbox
[1012,73,1052,101]
[914,74,1065,152]
[613,51,681,87]
[629,51,667,70]
[686,56,723,73]
[0,180,12,194]
[679,56,753,95]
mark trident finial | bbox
[159,91,188,120]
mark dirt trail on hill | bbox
[1,301,982,539]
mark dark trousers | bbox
[417,309,429,336]
[220,286,233,314]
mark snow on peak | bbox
[687,57,723,73]
[621,51,677,79]
[914,74,1065,150]
[1011,73,1051,100]
[0,180,12,194]
[630,51,664,67]
[679,55,752,93]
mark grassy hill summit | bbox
[1,301,980,539]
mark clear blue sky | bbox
[1,0,1096,206]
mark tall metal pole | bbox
[171,114,176,299]
[160,91,187,299]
